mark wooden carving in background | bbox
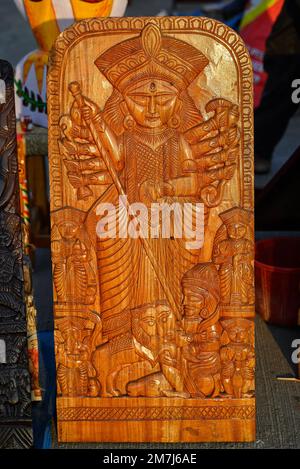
[48,17,255,443]
[0,61,33,449]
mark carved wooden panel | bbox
[0,61,32,449]
[48,17,255,443]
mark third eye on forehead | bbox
[126,80,178,96]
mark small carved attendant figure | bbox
[181,263,222,397]
[220,318,255,398]
[213,207,254,307]
[55,315,102,397]
[52,209,97,305]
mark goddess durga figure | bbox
[59,23,240,341]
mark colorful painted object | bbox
[239,0,284,108]
[14,0,128,127]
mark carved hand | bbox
[184,98,240,204]
[139,180,175,204]
[159,349,177,367]
[81,99,104,131]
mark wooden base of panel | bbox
[57,397,255,443]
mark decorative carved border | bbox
[48,16,253,212]
[0,60,33,449]
[58,404,255,421]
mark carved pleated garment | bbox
[96,129,201,339]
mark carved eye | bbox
[142,318,155,327]
[130,96,148,106]
[156,96,173,106]
[158,311,171,323]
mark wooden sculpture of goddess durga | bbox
[60,23,239,339]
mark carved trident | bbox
[68,81,180,320]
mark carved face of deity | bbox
[62,327,82,355]
[227,326,249,344]
[124,79,179,129]
[227,222,247,240]
[57,221,79,240]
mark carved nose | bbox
[148,96,156,114]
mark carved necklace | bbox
[132,125,176,151]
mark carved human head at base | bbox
[131,300,177,349]
[181,263,220,333]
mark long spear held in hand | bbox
[68,81,180,319]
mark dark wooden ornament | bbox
[0,60,33,449]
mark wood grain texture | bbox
[0,60,33,449]
[48,17,255,443]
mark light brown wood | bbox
[48,16,255,443]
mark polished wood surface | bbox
[48,17,255,443]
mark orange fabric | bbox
[23,0,60,52]
[22,0,116,51]
[71,0,114,20]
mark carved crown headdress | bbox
[221,318,253,332]
[219,207,252,227]
[95,23,209,91]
